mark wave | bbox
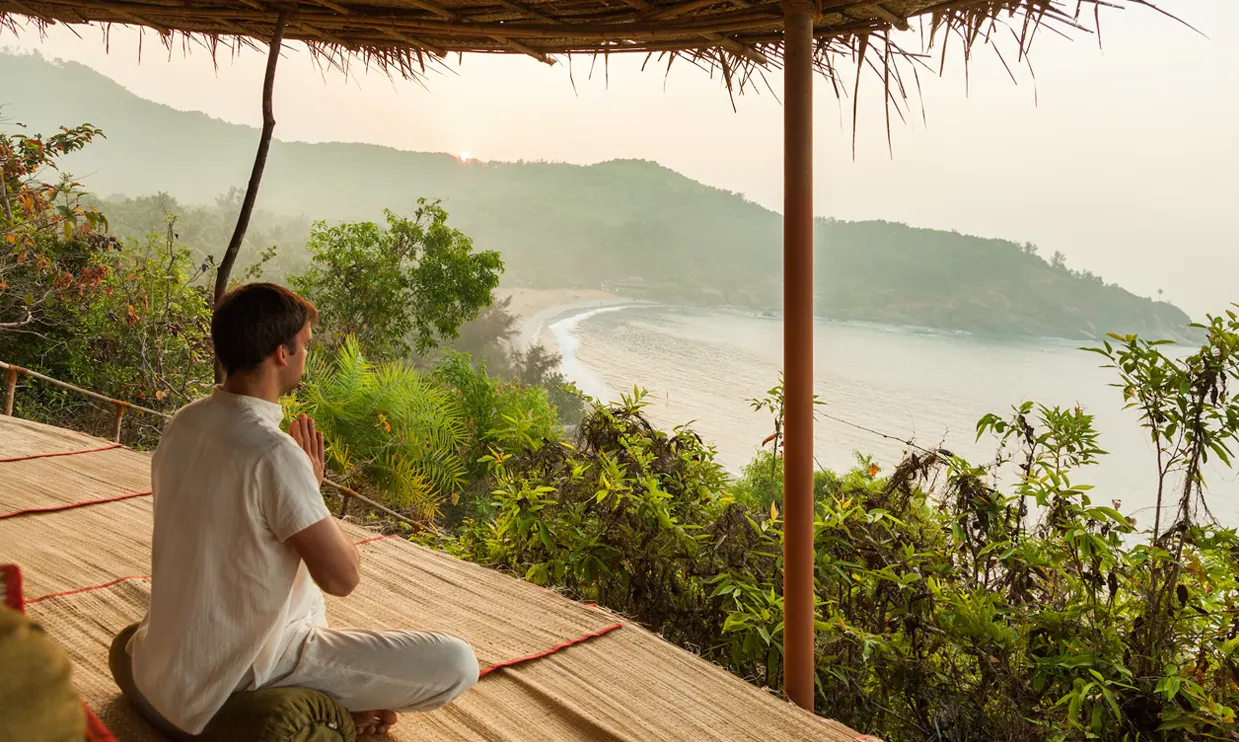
[550,305,636,400]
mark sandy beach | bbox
[495,287,629,351]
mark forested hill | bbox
[1,51,1193,340]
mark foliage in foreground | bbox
[1,121,212,442]
[286,339,469,525]
[286,341,564,526]
[442,319,1239,741]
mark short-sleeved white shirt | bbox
[128,388,332,734]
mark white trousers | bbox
[263,625,479,713]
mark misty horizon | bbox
[1,0,1235,318]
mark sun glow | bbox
[458,151,472,163]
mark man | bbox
[128,283,478,737]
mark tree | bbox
[1,121,109,336]
[1050,250,1068,271]
[291,200,503,361]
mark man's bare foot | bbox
[351,710,398,736]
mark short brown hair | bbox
[212,283,318,375]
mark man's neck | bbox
[221,372,283,405]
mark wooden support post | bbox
[339,493,353,519]
[212,10,290,381]
[782,0,816,714]
[3,366,17,416]
[112,404,127,443]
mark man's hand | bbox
[290,413,326,486]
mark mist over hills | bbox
[0,50,1192,341]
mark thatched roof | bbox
[0,1,1166,83]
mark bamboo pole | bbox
[112,403,127,442]
[323,480,422,531]
[781,0,815,714]
[3,366,17,416]
[0,361,168,419]
[212,10,290,381]
[0,359,424,531]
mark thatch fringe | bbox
[0,1,1186,139]
[0,2,1182,77]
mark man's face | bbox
[277,322,313,395]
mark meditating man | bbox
[126,282,478,737]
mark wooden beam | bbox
[616,0,653,10]
[491,35,554,64]
[308,0,351,14]
[493,0,559,24]
[369,12,783,39]
[864,3,909,31]
[109,8,171,34]
[648,0,725,21]
[6,1,55,24]
[102,4,783,41]
[380,26,448,57]
[299,20,352,46]
[400,0,459,21]
[212,10,289,382]
[781,0,816,716]
[701,31,767,65]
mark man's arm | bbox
[285,413,360,597]
[286,517,361,597]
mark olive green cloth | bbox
[0,606,87,742]
[108,623,356,742]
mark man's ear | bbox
[273,343,291,368]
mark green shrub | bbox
[288,338,468,524]
[729,447,839,512]
[441,319,1239,741]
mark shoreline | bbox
[497,287,639,352]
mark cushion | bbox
[2,563,118,742]
[0,605,89,742]
[109,623,356,742]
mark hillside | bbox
[0,51,1193,341]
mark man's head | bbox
[212,283,318,394]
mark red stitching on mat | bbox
[85,704,119,742]
[0,443,123,463]
[0,490,152,521]
[26,575,150,605]
[20,532,621,679]
[479,622,624,678]
[22,533,388,602]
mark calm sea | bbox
[550,305,1239,528]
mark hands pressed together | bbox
[290,413,326,486]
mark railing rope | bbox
[0,361,169,420]
[0,359,421,530]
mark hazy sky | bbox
[3,1,1236,316]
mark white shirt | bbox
[128,388,332,734]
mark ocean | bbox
[547,304,1239,528]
